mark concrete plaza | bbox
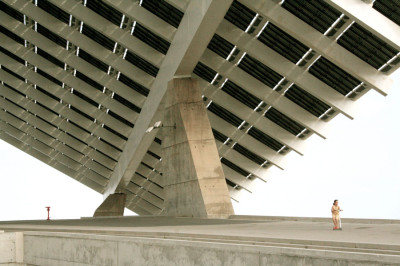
[1,216,400,265]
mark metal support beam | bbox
[103,0,233,199]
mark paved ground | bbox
[1,216,400,249]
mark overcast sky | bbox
[1,71,399,221]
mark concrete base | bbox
[2,231,398,266]
[0,231,23,265]
[1,216,400,265]
[162,78,234,218]
[93,193,126,217]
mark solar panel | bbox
[66,132,87,146]
[282,0,342,34]
[247,126,284,152]
[81,24,115,52]
[99,137,123,152]
[108,110,134,128]
[38,128,57,141]
[373,0,400,26]
[225,178,237,188]
[265,108,305,136]
[132,23,170,55]
[103,124,128,141]
[3,110,25,125]
[3,83,26,97]
[284,84,331,118]
[4,98,26,115]
[36,24,68,48]
[337,23,399,69]
[36,86,60,102]
[224,0,256,31]
[221,157,250,177]
[72,89,99,107]
[258,22,309,64]
[86,0,123,27]
[135,171,162,187]
[147,190,164,202]
[68,119,92,134]
[0,0,396,213]
[125,51,159,77]
[147,150,161,160]
[207,34,235,59]
[96,149,118,163]
[233,143,265,165]
[309,57,361,96]
[36,48,65,68]
[70,105,95,122]
[118,74,150,97]
[113,93,141,114]
[0,26,25,45]
[92,157,114,172]
[141,162,154,171]
[75,71,104,92]
[193,62,218,83]
[221,80,261,110]
[154,137,162,145]
[37,115,61,131]
[36,69,63,86]
[0,1,24,23]
[78,49,109,73]
[212,129,229,143]
[208,102,244,128]
[0,46,25,65]
[36,101,58,116]
[141,0,184,28]
[238,54,283,88]
[37,0,70,24]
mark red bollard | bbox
[45,206,50,221]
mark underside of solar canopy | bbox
[0,0,399,216]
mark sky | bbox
[1,71,399,221]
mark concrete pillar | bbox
[93,193,126,217]
[162,78,234,218]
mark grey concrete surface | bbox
[0,232,23,264]
[20,231,400,265]
[1,216,400,248]
[1,216,400,265]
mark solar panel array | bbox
[0,0,398,215]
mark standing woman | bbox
[331,199,342,230]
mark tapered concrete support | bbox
[93,193,126,217]
[162,78,234,218]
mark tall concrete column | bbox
[93,193,126,217]
[162,78,234,218]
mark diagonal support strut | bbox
[103,0,234,200]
